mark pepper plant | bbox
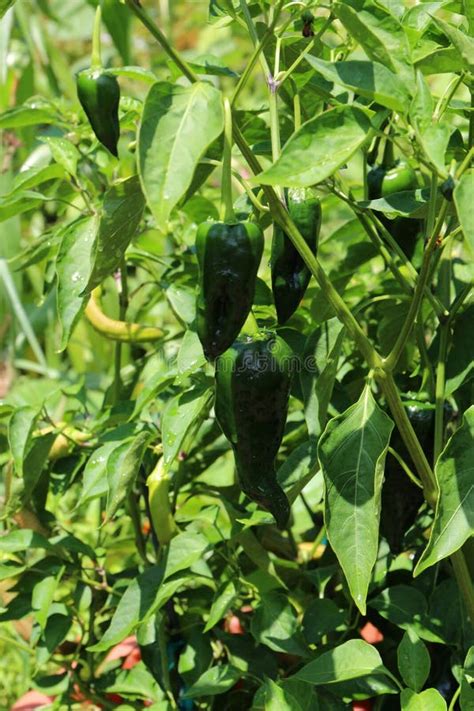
[0,0,473,709]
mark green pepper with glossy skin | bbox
[196,221,263,360]
[76,69,120,156]
[367,159,421,259]
[215,331,294,529]
[271,187,321,325]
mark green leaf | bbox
[294,639,389,685]
[431,16,474,73]
[445,306,474,395]
[104,662,163,702]
[0,101,57,128]
[250,592,307,656]
[300,318,345,437]
[8,164,66,193]
[417,122,450,177]
[0,1,15,19]
[397,630,431,692]
[106,431,151,520]
[101,0,132,64]
[182,665,242,699]
[277,439,319,504]
[203,580,239,632]
[32,570,64,629]
[161,385,212,469]
[369,585,445,643]
[318,385,394,613]
[253,679,304,711]
[8,406,40,479]
[304,57,410,112]
[40,136,81,177]
[78,442,121,507]
[359,188,433,217]
[303,599,346,645]
[163,530,209,580]
[414,407,474,575]
[454,170,474,253]
[0,190,48,222]
[333,0,414,88]
[55,216,98,350]
[0,529,54,552]
[461,646,474,711]
[410,71,434,132]
[138,81,224,225]
[400,688,447,710]
[85,176,146,292]
[88,566,188,652]
[255,107,373,188]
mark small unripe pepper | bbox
[146,456,178,546]
[215,331,294,529]
[196,221,264,360]
[76,69,120,156]
[367,151,421,258]
[271,187,321,325]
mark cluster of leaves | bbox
[0,0,473,709]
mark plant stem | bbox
[451,550,474,624]
[231,18,278,106]
[91,6,102,70]
[434,322,449,464]
[385,198,448,371]
[387,447,423,489]
[125,0,198,83]
[221,99,235,222]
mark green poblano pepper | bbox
[271,187,321,325]
[195,221,264,360]
[76,69,120,156]
[215,331,294,529]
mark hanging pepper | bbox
[195,220,264,360]
[367,137,421,259]
[76,7,120,156]
[146,456,178,546]
[215,331,294,529]
[271,187,321,325]
[76,70,120,156]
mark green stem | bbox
[469,82,474,148]
[276,15,334,87]
[387,446,423,489]
[125,0,198,83]
[91,5,102,70]
[448,686,461,711]
[294,93,301,131]
[451,550,474,624]
[434,321,449,464]
[221,99,235,222]
[231,18,278,106]
[385,198,448,371]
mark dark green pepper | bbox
[196,221,263,360]
[271,187,321,325]
[381,401,455,553]
[367,160,421,259]
[76,69,120,156]
[215,332,294,528]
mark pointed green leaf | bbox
[318,385,394,613]
[203,580,239,632]
[85,176,145,292]
[55,216,98,350]
[161,385,212,469]
[106,431,151,520]
[182,665,242,699]
[415,407,474,575]
[138,81,224,225]
[305,57,410,112]
[294,639,388,684]
[255,107,373,188]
